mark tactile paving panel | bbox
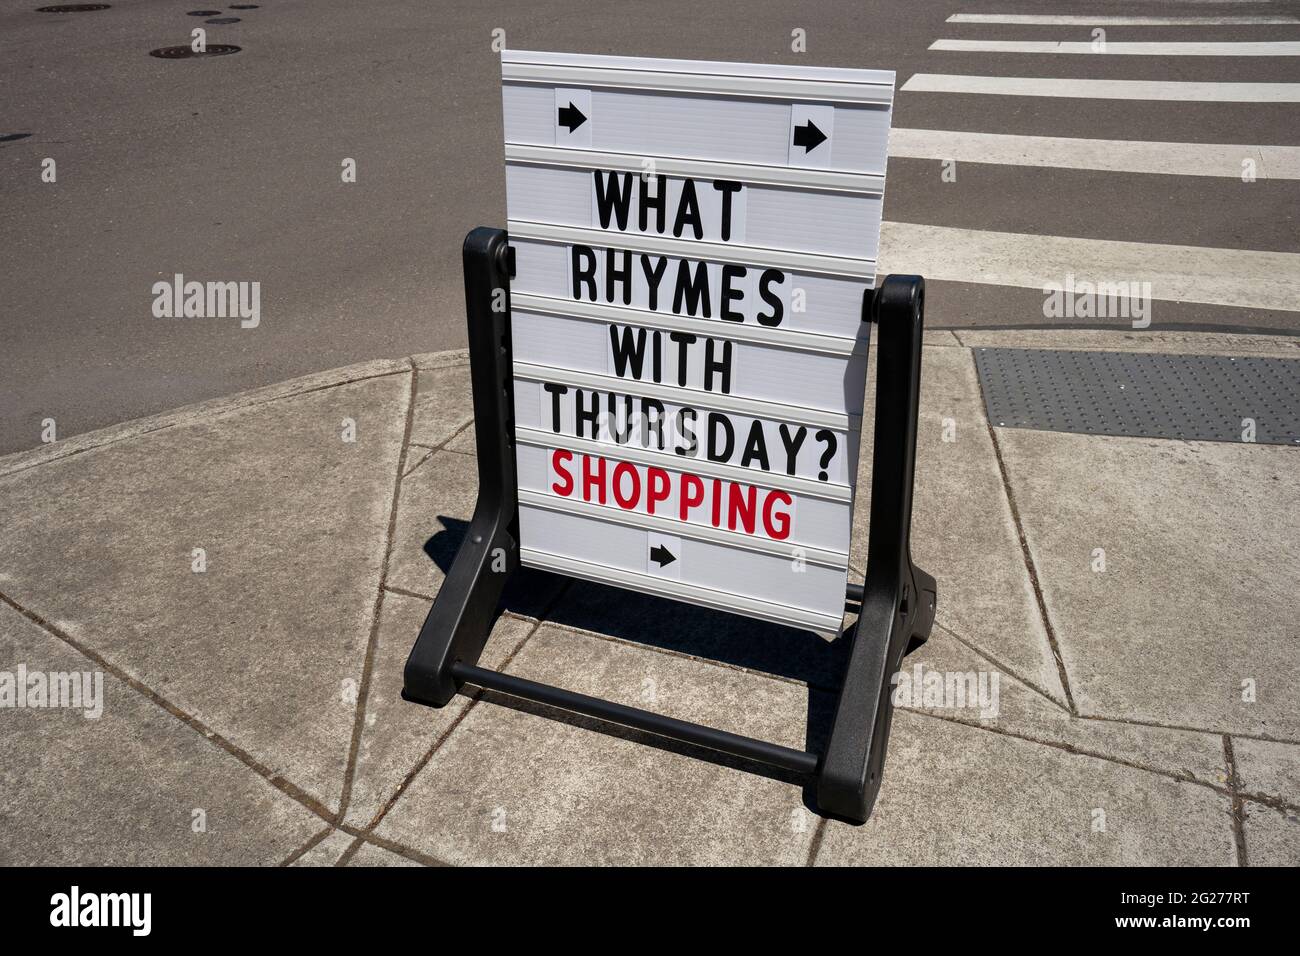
[973,348,1300,446]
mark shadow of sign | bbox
[422,514,845,812]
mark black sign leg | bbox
[403,227,519,708]
[817,275,937,823]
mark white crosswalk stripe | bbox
[946,14,1300,26]
[877,223,1300,312]
[901,74,1300,102]
[929,40,1300,56]
[889,129,1300,179]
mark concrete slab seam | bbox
[336,366,420,821]
[904,704,1225,791]
[382,583,439,603]
[805,817,831,866]
[933,620,1071,713]
[404,417,476,475]
[334,823,449,867]
[1224,736,1249,866]
[0,360,418,481]
[0,589,337,825]
[969,349,1079,713]
[360,581,572,834]
[334,835,366,867]
[279,825,337,867]
[1075,713,1300,751]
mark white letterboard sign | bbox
[501,50,894,635]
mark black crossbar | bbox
[451,661,821,776]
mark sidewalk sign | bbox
[405,51,935,822]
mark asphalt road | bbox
[3,0,1299,453]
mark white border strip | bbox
[900,74,1300,103]
[519,490,849,568]
[930,39,1300,56]
[515,426,855,503]
[508,219,876,280]
[511,291,865,356]
[514,362,856,431]
[502,50,894,105]
[504,144,885,194]
[504,49,894,85]
[519,547,845,634]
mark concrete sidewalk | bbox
[1,330,1297,866]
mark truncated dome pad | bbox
[973,348,1300,446]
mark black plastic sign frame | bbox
[404,227,935,823]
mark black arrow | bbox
[557,102,587,133]
[792,119,827,152]
[650,544,676,568]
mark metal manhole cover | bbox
[974,348,1300,446]
[37,4,111,10]
[186,9,222,15]
[149,44,241,58]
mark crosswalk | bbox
[884,8,1300,320]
